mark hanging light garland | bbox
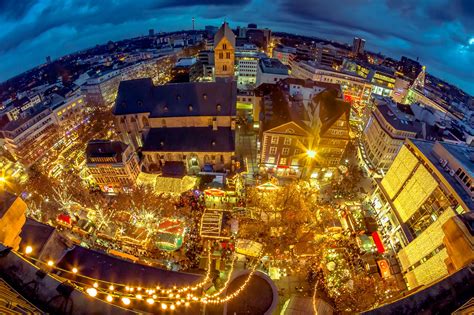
[19,244,262,311]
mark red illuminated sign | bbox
[372,231,385,253]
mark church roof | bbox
[113,79,237,117]
[214,22,236,48]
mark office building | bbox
[343,59,395,97]
[362,98,422,172]
[197,50,215,81]
[0,191,27,251]
[81,69,122,106]
[398,56,423,80]
[370,139,473,289]
[86,140,140,193]
[291,60,372,115]
[235,46,266,90]
[256,58,289,87]
[113,78,237,174]
[363,96,463,172]
[272,46,297,66]
[352,37,366,56]
[214,23,235,78]
[0,104,60,166]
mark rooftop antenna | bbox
[192,17,195,31]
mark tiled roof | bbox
[113,79,237,117]
[214,22,236,48]
[86,140,128,163]
[142,127,235,152]
[313,89,351,136]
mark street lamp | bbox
[300,150,316,180]
[306,150,316,159]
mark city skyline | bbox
[0,0,473,95]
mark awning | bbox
[256,182,279,191]
[204,188,226,197]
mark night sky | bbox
[0,0,473,95]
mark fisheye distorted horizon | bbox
[0,0,473,94]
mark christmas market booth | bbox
[154,218,185,251]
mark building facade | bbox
[259,81,350,176]
[256,58,289,87]
[0,105,60,166]
[214,23,235,78]
[362,98,420,172]
[370,139,473,289]
[272,46,296,66]
[113,78,237,174]
[81,69,122,106]
[0,191,27,251]
[291,60,372,116]
[86,140,140,193]
[235,50,266,90]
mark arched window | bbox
[285,128,295,134]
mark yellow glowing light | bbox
[306,150,316,158]
[93,282,99,288]
[125,286,130,291]
[169,293,174,298]
[106,295,113,302]
[122,297,131,305]
[146,298,154,305]
[86,288,97,297]
[47,260,54,266]
[136,294,143,300]
[170,304,176,310]
[109,285,114,290]
[137,287,142,291]
[161,303,168,310]
[72,267,78,274]
[25,246,33,254]
[185,302,190,307]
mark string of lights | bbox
[203,255,237,298]
[19,244,263,310]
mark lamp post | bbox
[300,150,316,180]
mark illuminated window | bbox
[271,136,278,144]
[280,157,287,165]
[284,138,292,145]
[267,157,275,164]
[282,148,290,155]
[269,147,277,155]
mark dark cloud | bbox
[0,0,472,95]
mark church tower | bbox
[214,22,235,78]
